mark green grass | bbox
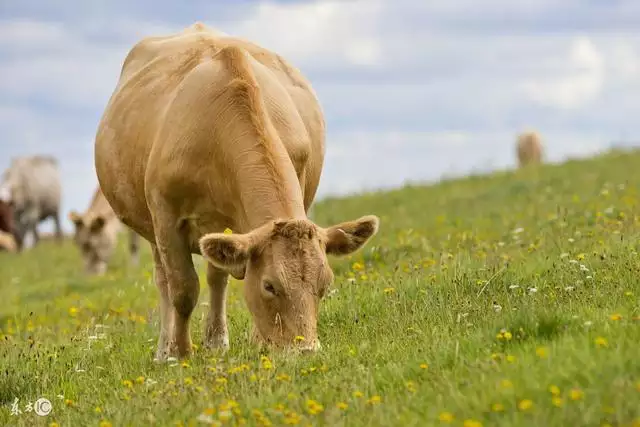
[1,148,640,427]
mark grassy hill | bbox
[1,148,639,427]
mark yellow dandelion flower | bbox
[181,361,190,368]
[204,407,216,415]
[536,346,549,359]
[609,313,622,321]
[184,377,194,385]
[595,337,608,348]
[336,402,348,410]
[438,412,455,423]
[122,379,133,388]
[491,403,505,412]
[366,395,382,405]
[95,406,102,413]
[503,331,512,340]
[518,399,533,411]
[294,335,305,343]
[215,377,226,385]
[406,381,417,393]
[576,253,585,260]
[383,287,395,294]
[283,411,301,425]
[68,307,78,317]
[463,420,482,427]
[260,355,273,370]
[353,390,364,398]
[223,228,233,234]
[305,399,324,415]
[64,399,74,407]
[506,354,516,363]
[420,363,429,370]
[352,262,364,271]
[548,385,560,395]
[49,423,60,427]
[135,376,145,384]
[552,397,563,407]
[99,421,112,427]
[569,388,584,401]
[276,373,291,382]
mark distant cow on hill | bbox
[0,155,63,250]
[516,131,544,168]
[69,186,140,275]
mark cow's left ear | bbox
[68,211,83,228]
[323,215,380,256]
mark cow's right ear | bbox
[68,211,83,228]
[199,232,252,280]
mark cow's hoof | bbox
[204,333,230,352]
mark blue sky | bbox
[1,0,640,233]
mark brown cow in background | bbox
[0,199,17,252]
[68,186,140,275]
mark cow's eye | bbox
[263,281,277,296]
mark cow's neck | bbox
[234,148,307,232]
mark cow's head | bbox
[199,215,379,353]
[68,211,116,275]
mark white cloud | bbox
[521,37,605,109]
[226,0,383,67]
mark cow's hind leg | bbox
[129,229,140,267]
[151,208,200,359]
[151,244,172,361]
[205,264,229,351]
[53,212,63,243]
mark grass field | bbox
[1,149,640,427]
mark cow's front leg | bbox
[204,263,229,351]
[152,219,200,358]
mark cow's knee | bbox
[171,285,199,319]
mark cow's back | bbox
[96,24,325,241]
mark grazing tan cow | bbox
[95,22,379,360]
[516,130,544,168]
[68,186,141,275]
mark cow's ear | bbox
[199,232,252,279]
[323,215,380,256]
[68,211,83,228]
